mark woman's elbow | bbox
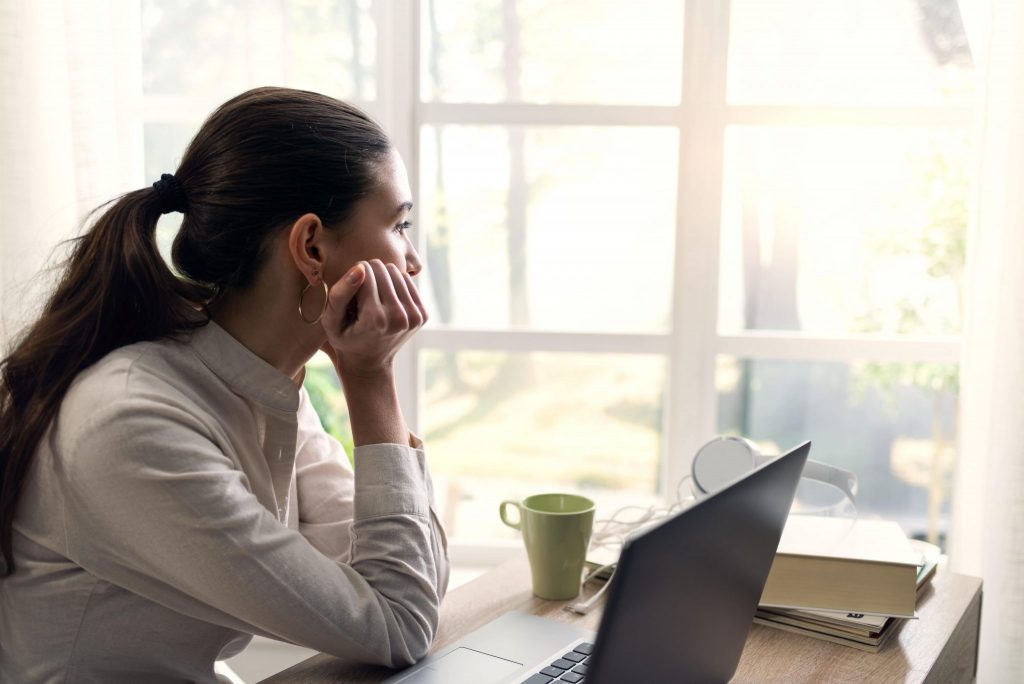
[381,599,441,668]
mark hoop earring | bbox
[299,275,329,325]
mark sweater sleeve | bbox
[294,388,356,563]
[59,394,449,668]
[294,388,450,603]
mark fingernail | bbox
[347,264,364,284]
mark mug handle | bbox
[499,500,522,530]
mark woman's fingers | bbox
[323,259,425,344]
[320,260,426,378]
[321,262,366,333]
[366,259,407,332]
[403,271,428,327]
[386,263,424,329]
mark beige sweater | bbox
[0,321,450,683]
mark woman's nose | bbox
[406,242,423,277]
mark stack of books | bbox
[753,515,937,652]
[755,558,936,651]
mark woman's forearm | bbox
[340,368,409,447]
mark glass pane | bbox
[421,350,666,540]
[718,126,970,336]
[282,0,376,100]
[716,356,957,548]
[142,0,375,100]
[728,0,975,106]
[142,0,248,96]
[421,0,683,104]
[419,125,678,333]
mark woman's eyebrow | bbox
[393,201,413,218]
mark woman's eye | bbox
[396,220,413,234]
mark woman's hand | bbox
[319,259,428,380]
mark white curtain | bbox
[950,0,1024,682]
[0,4,252,681]
[0,0,142,345]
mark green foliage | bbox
[852,361,959,410]
[851,132,969,404]
[303,363,354,465]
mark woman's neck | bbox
[209,285,320,385]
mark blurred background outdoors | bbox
[140,0,971,553]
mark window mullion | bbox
[726,105,973,127]
[377,0,422,432]
[418,329,672,355]
[664,0,732,501]
[419,102,683,126]
[716,333,962,364]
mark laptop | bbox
[385,441,811,684]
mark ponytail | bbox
[0,187,208,575]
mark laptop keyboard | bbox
[521,641,594,683]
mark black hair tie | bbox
[152,173,189,215]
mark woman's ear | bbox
[287,213,325,282]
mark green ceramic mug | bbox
[499,493,596,600]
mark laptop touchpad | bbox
[395,647,522,684]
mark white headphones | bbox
[691,435,858,508]
[567,435,858,616]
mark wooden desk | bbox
[261,555,982,684]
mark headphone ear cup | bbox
[691,436,760,497]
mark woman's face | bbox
[326,147,422,282]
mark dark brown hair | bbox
[0,87,391,575]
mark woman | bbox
[0,87,449,682]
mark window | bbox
[715,0,970,546]
[137,0,974,559]
[409,0,973,555]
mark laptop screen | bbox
[585,441,811,683]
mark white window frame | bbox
[375,1,968,566]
